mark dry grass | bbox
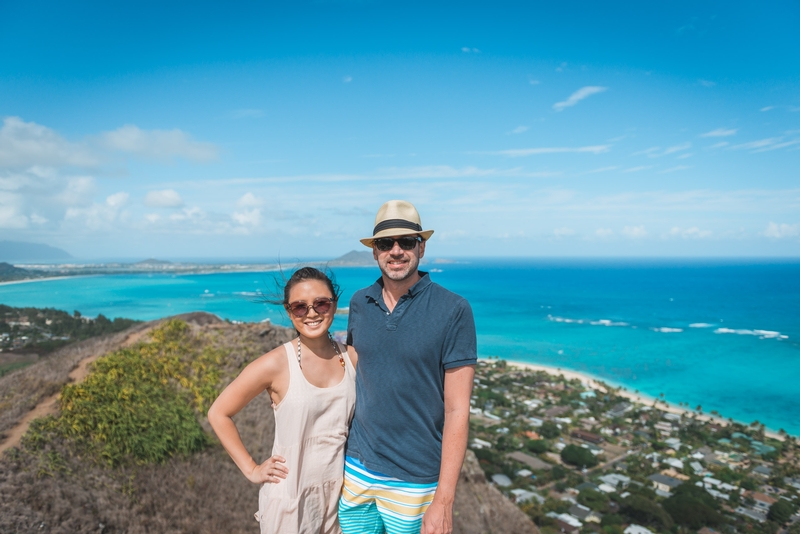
[0,314,537,534]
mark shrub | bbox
[662,484,724,528]
[578,488,610,512]
[621,494,673,529]
[768,499,796,524]
[526,439,549,454]
[539,421,560,438]
[560,444,598,468]
[28,320,221,466]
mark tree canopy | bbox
[560,444,598,468]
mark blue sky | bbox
[1,1,798,259]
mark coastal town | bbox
[468,359,799,533]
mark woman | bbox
[208,267,356,534]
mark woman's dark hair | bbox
[282,266,341,305]
[263,266,341,307]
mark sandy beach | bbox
[500,359,786,442]
[0,275,90,287]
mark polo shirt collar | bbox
[365,271,431,301]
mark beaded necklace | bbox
[296,333,345,369]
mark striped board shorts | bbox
[339,456,438,534]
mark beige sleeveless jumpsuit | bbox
[256,341,356,534]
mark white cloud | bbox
[666,226,712,239]
[57,176,95,207]
[553,86,608,111]
[461,47,481,53]
[623,165,653,173]
[0,116,97,168]
[106,192,129,209]
[553,227,576,237]
[676,153,693,159]
[0,203,29,228]
[343,76,353,83]
[145,189,184,208]
[660,165,691,173]
[237,192,263,208]
[760,106,774,112]
[101,125,218,162]
[764,222,799,239]
[529,79,541,85]
[698,79,716,88]
[631,147,661,157]
[633,143,691,158]
[663,142,692,155]
[622,225,647,238]
[508,126,529,134]
[555,62,567,72]
[728,137,800,153]
[490,145,611,157]
[377,165,559,178]
[63,191,130,230]
[169,206,205,222]
[709,142,729,149]
[232,208,262,227]
[701,128,738,137]
[582,166,619,174]
[595,228,613,238]
[30,213,48,225]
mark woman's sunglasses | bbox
[373,236,422,252]
[287,297,335,318]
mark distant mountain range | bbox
[328,250,374,266]
[0,241,72,262]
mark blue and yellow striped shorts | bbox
[338,456,438,534]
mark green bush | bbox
[539,421,560,438]
[662,484,724,528]
[621,494,673,529]
[578,488,610,512]
[27,320,221,466]
[525,439,549,454]
[560,444,598,468]
[768,499,796,524]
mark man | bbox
[339,200,476,534]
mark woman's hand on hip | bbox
[248,455,288,484]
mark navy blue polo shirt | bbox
[345,272,477,483]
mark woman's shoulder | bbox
[250,340,294,376]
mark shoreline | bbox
[497,358,787,442]
[0,275,96,287]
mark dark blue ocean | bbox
[3,259,798,435]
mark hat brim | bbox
[360,228,434,248]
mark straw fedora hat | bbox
[360,200,434,247]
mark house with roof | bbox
[752,464,772,478]
[568,503,601,524]
[507,451,553,471]
[647,473,683,495]
[599,473,630,489]
[571,429,604,444]
[510,488,544,504]
[606,402,632,418]
[546,512,582,532]
[745,491,778,512]
[624,525,654,534]
[491,473,512,487]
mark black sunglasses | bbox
[286,297,335,318]
[373,236,422,252]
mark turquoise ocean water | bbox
[2,259,798,435]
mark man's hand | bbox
[420,497,452,534]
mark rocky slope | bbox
[0,314,537,534]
